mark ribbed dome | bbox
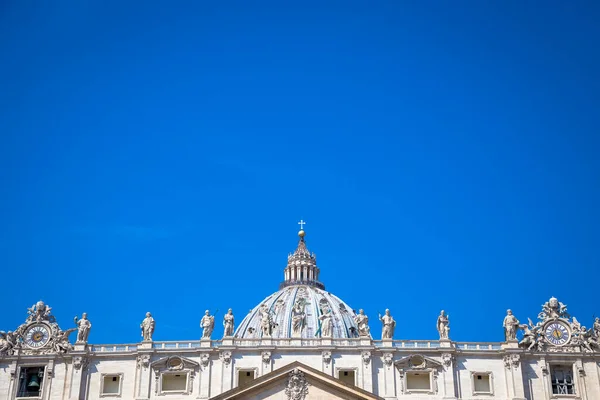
[234,285,361,339]
[235,226,362,339]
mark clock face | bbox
[24,324,51,348]
[544,321,570,346]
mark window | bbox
[551,365,575,395]
[238,370,255,387]
[406,371,431,391]
[161,373,188,393]
[17,366,45,398]
[338,370,356,386]
[100,374,122,397]
[472,372,492,395]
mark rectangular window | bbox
[406,371,431,391]
[338,370,356,386]
[238,370,255,387]
[101,374,122,396]
[551,365,575,395]
[473,372,492,394]
[17,366,45,398]
[161,373,187,392]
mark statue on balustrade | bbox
[201,310,215,339]
[379,309,396,339]
[74,313,92,343]
[141,312,155,341]
[437,310,450,340]
[354,309,370,337]
[223,309,234,337]
[503,309,520,341]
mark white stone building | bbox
[1,229,600,400]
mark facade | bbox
[1,228,600,400]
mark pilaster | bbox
[197,352,211,399]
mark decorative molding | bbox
[200,353,210,368]
[285,368,309,400]
[382,352,393,368]
[73,356,89,371]
[262,351,272,365]
[503,354,520,369]
[322,351,331,365]
[361,351,371,365]
[441,353,454,369]
[220,351,232,366]
[137,354,150,369]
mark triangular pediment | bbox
[210,361,383,400]
[151,355,199,372]
[394,354,442,370]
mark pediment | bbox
[151,355,199,372]
[210,361,383,400]
[394,354,442,370]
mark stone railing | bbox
[88,339,504,353]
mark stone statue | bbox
[291,299,306,337]
[52,328,76,354]
[26,300,54,323]
[140,312,155,341]
[259,304,276,337]
[437,310,450,340]
[519,318,541,351]
[593,317,600,338]
[354,309,370,337]
[378,309,396,339]
[538,296,569,320]
[223,309,234,337]
[201,310,215,339]
[503,309,520,341]
[0,331,17,356]
[74,313,92,343]
[319,308,333,338]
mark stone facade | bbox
[1,228,599,400]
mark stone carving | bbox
[262,351,272,365]
[322,351,331,365]
[383,352,393,367]
[200,310,215,339]
[538,296,569,320]
[137,354,151,369]
[503,354,520,369]
[141,312,155,342]
[503,309,519,341]
[27,301,55,323]
[441,353,454,369]
[0,331,17,357]
[151,356,199,395]
[74,313,92,343]
[379,309,396,339]
[361,351,371,365]
[223,309,234,337]
[220,351,232,365]
[200,353,210,368]
[354,309,371,337]
[53,329,77,353]
[291,299,307,338]
[285,368,309,400]
[259,304,277,337]
[318,308,333,338]
[73,356,89,371]
[437,310,450,340]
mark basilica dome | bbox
[234,230,362,339]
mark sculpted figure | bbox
[378,309,396,339]
[319,308,333,338]
[538,296,569,321]
[74,313,92,343]
[437,310,450,340]
[27,300,54,323]
[0,331,17,356]
[259,304,276,337]
[354,309,370,337]
[53,328,76,353]
[594,317,600,338]
[519,318,541,351]
[200,310,215,339]
[223,309,234,337]
[503,309,520,341]
[291,299,306,337]
[140,312,155,341]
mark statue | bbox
[437,310,450,340]
[503,309,520,341]
[0,331,17,356]
[26,300,54,323]
[52,328,76,354]
[74,313,92,343]
[259,304,276,337]
[319,308,333,338]
[594,317,600,338]
[291,299,306,337]
[223,309,234,337]
[378,309,396,339]
[140,312,155,341]
[200,310,215,339]
[538,296,569,320]
[353,309,370,337]
[519,318,541,351]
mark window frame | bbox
[159,371,190,395]
[335,367,358,386]
[234,367,258,388]
[99,373,124,398]
[404,370,434,394]
[470,371,494,396]
[15,365,47,400]
[548,363,577,398]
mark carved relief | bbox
[137,354,151,369]
[220,351,232,366]
[503,354,520,369]
[200,353,210,368]
[262,351,272,365]
[441,353,454,369]
[285,368,309,400]
[382,353,393,368]
[73,356,89,371]
[322,351,331,365]
[361,351,371,365]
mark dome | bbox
[234,226,362,339]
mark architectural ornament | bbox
[436,310,450,340]
[379,309,396,339]
[200,353,210,368]
[140,312,155,342]
[201,310,215,339]
[354,309,370,337]
[259,304,277,337]
[321,351,331,365]
[220,351,232,365]
[285,368,309,400]
[74,313,92,343]
[503,354,520,369]
[318,308,333,338]
[361,351,371,365]
[441,353,454,369]
[73,356,89,371]
[262,351,272,365]
[223,309,234,337]
[291,299,307,337]
[503,309,519,341]
[382,353,393,368]
[137,354,151,369]
[0,331,17,357]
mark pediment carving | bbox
[151,355,199,372]
[394,354,443,371]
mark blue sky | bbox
[1,1,599,344]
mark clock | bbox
[24,323,51,349]
[544,320,571,346]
